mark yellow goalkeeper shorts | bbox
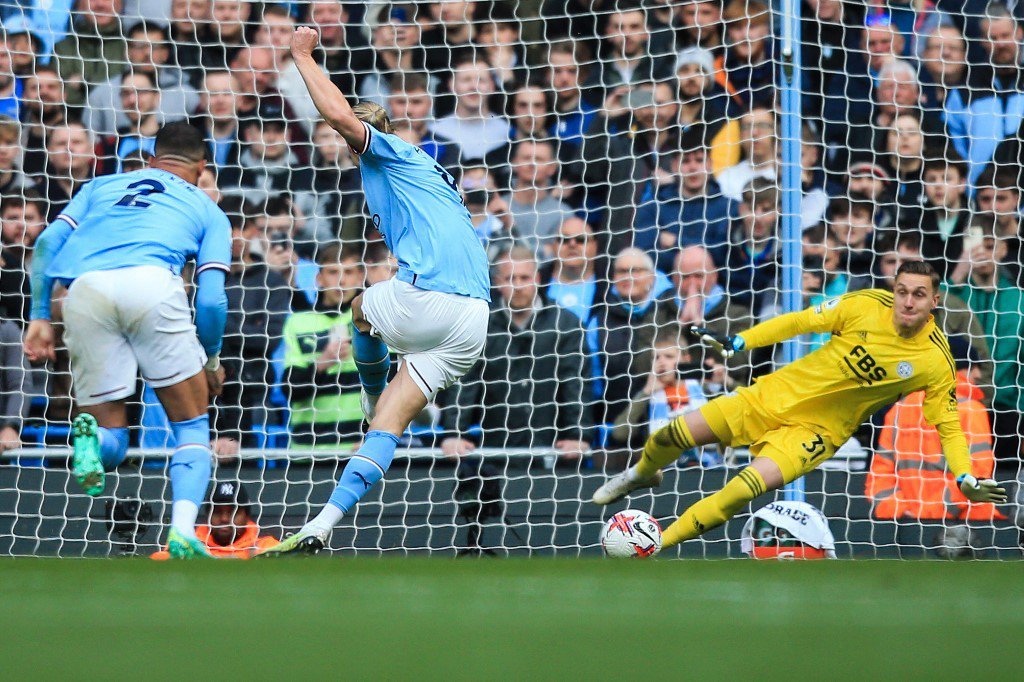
[700,391,836,483]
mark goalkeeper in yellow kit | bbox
[592,261,1007,550]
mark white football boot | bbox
[591,467,664,505]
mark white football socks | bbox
[305,504,344,537]
[171,500,200,538]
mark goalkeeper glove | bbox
[957,474,1007,504]
[688,326,745,359]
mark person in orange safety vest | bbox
[152,480,279,559]
[867,338,1005,523]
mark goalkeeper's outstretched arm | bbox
[690,302,843,357]
[289,26,366,151]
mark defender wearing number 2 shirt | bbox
[260,26,491,556]
[23,123,231,559]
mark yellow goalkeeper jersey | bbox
[735,289,967,474]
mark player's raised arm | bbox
[290,26,367,151]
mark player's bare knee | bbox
[351,293,371,333]
[685,410,721,446]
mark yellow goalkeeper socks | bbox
[634,417,696,479]
[661,467,766,548]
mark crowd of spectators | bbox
[0,0,1022,496]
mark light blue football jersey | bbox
[356,122,491,302]
[46,168,232,284]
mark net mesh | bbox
[0,0,1022,558]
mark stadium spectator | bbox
[38,122,96,219]
[256,197,319,307]
[359,5,431,108]
[868,339,1004,529]
[226,113,312,209]
[488,83,554,179]
[420,0,475,75]
[971,168,1023,286]
[230,46,301,133]
[609,328,723,467]
[918,22,967,108]
[152,480,279,559]
[0,33,19,121]
[585,8,674,100]
[214,206,293,450]
[201,0,251,70]
[542,217,604,325]
[545,41,599,153]
[191,70,242,182]
[947,216,1024,463]
[847,159,897,231]
[918,153,970,275]
[282,245,364,449]
[724,178,781,316]
[84,22,199,138]
[18,66,71,177]
[639,130,735,273]
[3,21,43,79]
[655,245,757,381]
[387,72,459,170]
[675,46,741,175]
[256,5,319,131]
[715,0,777,110]
[463,172,515,261]
[821,18,903,154]
[52,0,127,106]
[677,0,724,52]
[432,57,507,164]
[501,139,573,259]
[574,83,677,251]
[0,317,28,453]
[306,119,363,244]
[716,106,776,202]
[0,193,46,325]
[308,0,372,100]
[800,0,862,123]
[474,15,526,93]
[100,70,162,172]
[945,3,1024,184]
[440,247,591,460]
[829,194,879,275]
[595,248,661,422]
[168,0,210,85]
[0,117,34,201]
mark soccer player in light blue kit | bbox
[260,27,491,555]
[23,123,231,559]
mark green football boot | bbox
[167,528,213,559]
[71,414,105,496]
[254,529,326,558]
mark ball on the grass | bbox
[600,509,662,558]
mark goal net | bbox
[0,0,1021,559]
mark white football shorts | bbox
[62,265,207,406]
[360,278,489,399]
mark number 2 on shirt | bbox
[115,179,166,208]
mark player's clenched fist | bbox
[23,319,56,363]
[291,26,319,59]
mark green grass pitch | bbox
[2,558,1022,680]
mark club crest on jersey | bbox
[897,361,914,379]
[814,298,840,314]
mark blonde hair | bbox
[352,101,396,135]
